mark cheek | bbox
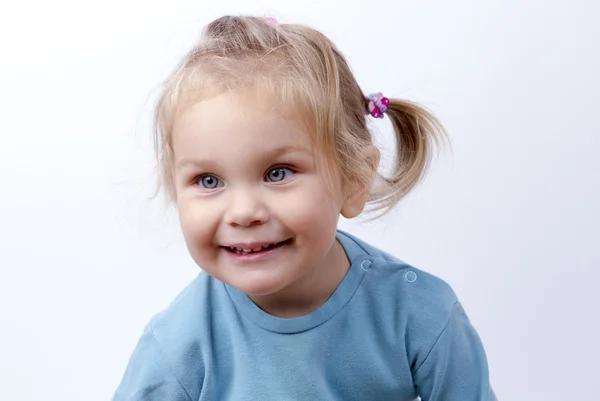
[275,181,341,234]
[177,198,218,246]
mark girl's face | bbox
[171,91,354,304]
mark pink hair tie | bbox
[366,92,390,119]
[265,15,278,24]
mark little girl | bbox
[113,15,496,401]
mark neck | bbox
[249,239,350,318]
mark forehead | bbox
[172,91,314,163]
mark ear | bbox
[340,146,380,219]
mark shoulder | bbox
[113,272,219,401]
[339,229,458,312]
[149,271,215,340]
[342,231,496,398]
[338,230,460,363]
[147,271,230,365]
[141,272,220,397]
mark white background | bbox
[1,0,598,400]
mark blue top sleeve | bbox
[112,324,192,401]
[412,302,497,401]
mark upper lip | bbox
[222,240,287,249]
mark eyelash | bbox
[192,166,297,189]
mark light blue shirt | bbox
[113,230,496,400]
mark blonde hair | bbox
[153,15,446,216]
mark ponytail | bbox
[367,98,447,214]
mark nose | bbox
[224,187,269,227]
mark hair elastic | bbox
[265,15,278,24]
[366,92,390,119]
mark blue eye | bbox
[197,175,222,189]
[266,167,294,183]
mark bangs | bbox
[166,53,333,151]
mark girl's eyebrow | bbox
[176,145,313,170]
[264,144,313,157]
[176,158,221,171]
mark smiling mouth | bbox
[223,239,293,255]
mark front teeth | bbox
[229,244,277,254]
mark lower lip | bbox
[222,240,291,263]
